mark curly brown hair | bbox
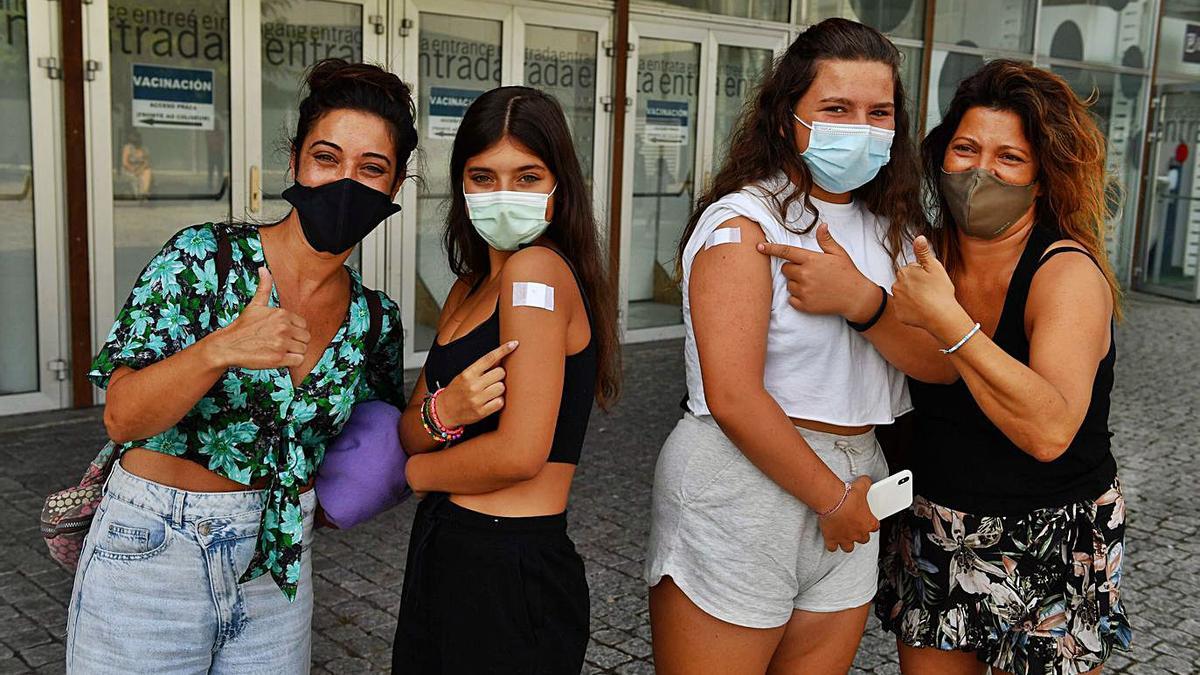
[677,18,924,268]
[923,59,1122,318]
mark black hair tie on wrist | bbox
[846,285,887,333]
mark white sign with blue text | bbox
[132,64,215,130]
[428,87,484,140]
[644,100,689,146]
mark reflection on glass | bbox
[415,14,501,350]
[640,0,787,22]
[1039,1,1153,73]
[1154,1,1200,81]
[0,0,37,394]
[1049,66,1147,282]
[108,0,232,310]
[802,0,926,40]
[524,26,598,193]
[630,39,700,330]
[926,48,987,132]
[933,0,1036,53]
[260,0,364,269]
[712,46,772,173]
[1140,85,1200,294]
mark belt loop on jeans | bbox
[171,491,186,527]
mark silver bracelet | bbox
[940,322,982,355]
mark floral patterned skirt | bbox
[876,478,1132,675]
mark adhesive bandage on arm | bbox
[704,227,742,250]
[511,282,555,311]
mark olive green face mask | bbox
[939,167,1036,239]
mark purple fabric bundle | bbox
[315,400,410,529]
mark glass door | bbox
[400,0,510,359]
[84,0,242,361]
[84,0,388,387]
[1138,83,1200,301]
[620,17,783,342]
[0,0,65,414]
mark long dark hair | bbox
[290,59,418,189]
[445,86,621,409]
[679,18,923,266]
[923,59,1122,319]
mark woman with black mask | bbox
[67,59,508,673]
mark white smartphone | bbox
[867,470,913,520]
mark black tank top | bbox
[422,246,597,465]
[908,225,1117,515]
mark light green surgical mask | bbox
[463,184,557,251]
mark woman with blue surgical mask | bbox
[392,86,621,674]
[646,19,952,674]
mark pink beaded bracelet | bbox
[816,480,853,518]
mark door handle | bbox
[249,165,261,213]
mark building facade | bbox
[1,0,1196,414]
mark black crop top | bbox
[907,225,1117,515]
[422,246,597,465]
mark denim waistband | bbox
[105,460,316,525]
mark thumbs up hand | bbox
[756,222,880,320]
[892,236,960,331]
[202,267,311,371]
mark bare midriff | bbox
[121,447,315,493]
[789,417,873,436]
[449,462,576,518]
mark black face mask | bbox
[282,178,401,255]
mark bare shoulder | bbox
[499,246,574,283]
[1029,239,1112,319]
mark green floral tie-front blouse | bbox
[89,222,404,599]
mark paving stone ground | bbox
[0,292,1197,674]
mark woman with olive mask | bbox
[67,60,507,673]
[877,61,1132,675]
[392,86,620,674]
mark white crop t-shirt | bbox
[681,174,912,426]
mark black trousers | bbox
[392,494,590,674]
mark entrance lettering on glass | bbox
[262,23,362,67]
[638,58,698,96]
[419,36,501,82]
[525,47,594,89]
[109,6,230,61]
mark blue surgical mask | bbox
[793,114,894,194]
[463,185,557,251]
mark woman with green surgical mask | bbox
[878,60,1131,675]
[392,86,621,674]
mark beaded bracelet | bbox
[816,480,853,518]
[421,388,464,443]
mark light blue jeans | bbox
[66,461,316,674]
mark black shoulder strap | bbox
[1037,246,1101,271]
[364,287,383,354]
[215,226,232,290]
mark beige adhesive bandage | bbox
[705,227,741,250]
[512,282,555,311]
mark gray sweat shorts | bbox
[644,413,890,629]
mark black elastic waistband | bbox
[427,494,568,533]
